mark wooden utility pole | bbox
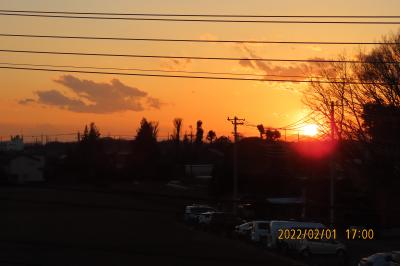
[227,116,245,214]
[189,125,194,144]
[330,101,335,225]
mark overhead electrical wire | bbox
[277,111,317,129]
[1,65,399,85]
[0,62,355,81]
[1,33,399,45]
[2,10,400,18]
[244,112,317,132]
[0,49,398,64]
[1,12,400,24]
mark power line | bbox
[0,61,363,81]
[1,49,398,64]
[2,12,400,24]
[1,33,399,45]
[2,10,400,18]
[277,111,317,129]
[0,62,320,79]
[1,65,400,85]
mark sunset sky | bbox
[1,0,400,141]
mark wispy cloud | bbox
[238,45,313,79]
[160,58,192,71]
[19,75,163,114]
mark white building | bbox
[4,155,45,184]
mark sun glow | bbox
[302,124,318,137]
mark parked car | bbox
[201,212,242,236]
[249,221,270,243]
[198,211,217,225]
[234,222,253,239]
[358,251,400,266]
[296,238,346,258]
[183,205,216,224]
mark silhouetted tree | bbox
[257,124,265,139]
[135,118,158,144]
[133,118,160,179]
[206,130,217,144]
[265,129,281,142]
[303,31,400,142]
[183,133,190,145]
[172,118,183,143]
[72,122,106,184]
[363,103,400,144]
[195,120,204,144]
[215,136,231,145]
[82,122,100,143]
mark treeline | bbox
[53,118,234,185]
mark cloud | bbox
[160,58,192,71]
[36,90,87,110]
[18,98,36,105]
[237,44,319,81]
[146,97,163,109]
[19,75,162,114]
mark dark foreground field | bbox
[0,185,300,266]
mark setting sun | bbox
[302,124,319,137]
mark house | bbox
[1,154,45,184]
[0,135,24,152]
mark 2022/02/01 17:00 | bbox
[277,228,375,240]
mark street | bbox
[0,186,300,266]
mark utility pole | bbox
[227,116,245,214]
[330,101,335,225]
[189,125,194,144]
[188,125,194,177]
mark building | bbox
[1,154,45,184]
[0,135,24,152]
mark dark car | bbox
[205,212,243,236]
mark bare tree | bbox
[172,118,183,143]
[303,30,400,143]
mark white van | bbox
[267,220,326,249]
[250,221,270,243]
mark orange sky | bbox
[1,0,399,142]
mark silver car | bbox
[297,238,346,257]
[359,251,400,266]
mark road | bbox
[0,185,301,266]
